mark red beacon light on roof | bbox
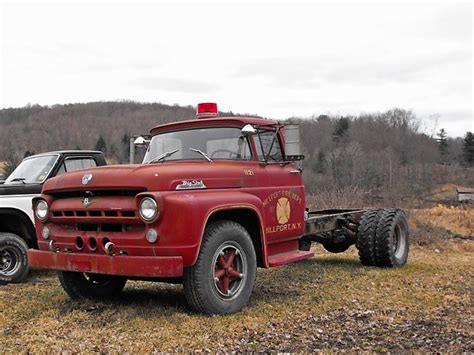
[196,102,218,118]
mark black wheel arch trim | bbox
[0,208,37,249]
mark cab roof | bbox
[26,150,103,159]
[150,116,279,135]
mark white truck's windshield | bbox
[143,127,252,163]
[5,155,58,184]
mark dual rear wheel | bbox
[356,208,409,267]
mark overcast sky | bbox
[0,1,472,137]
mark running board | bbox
[268,250,314,267]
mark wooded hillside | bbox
[0,101,472,206]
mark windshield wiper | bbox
[189,148,213,162]
[148,149,180,164]
[10,177,26,184]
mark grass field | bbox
[0,208,472,352]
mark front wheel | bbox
[0,233,29,284]
[183,220,257,314]
[58,271,127,299]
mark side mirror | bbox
[241,124,256,136]
[134,136,150,147]
[284,125,305,161]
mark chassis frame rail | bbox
[304,208,366,244]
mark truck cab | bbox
[0,150,106,283]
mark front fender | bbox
[144,190,265,266]
[0,194,39,224]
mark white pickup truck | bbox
[0,150,106,284]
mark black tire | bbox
[375,209,409,267]
[322,239,352,253]
[299,237,312,251]
[183,220,257,315]
[0,232,29,284]
[58,271,127,300]
[356,209,383,266]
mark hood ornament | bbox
[82,173,93,185]
[82,197,92,207]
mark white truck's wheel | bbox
[0,233,29,284]
[183,220,257,315]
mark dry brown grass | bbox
[1,206,472,351]
[0,240,472,352]
[410,205,473,237]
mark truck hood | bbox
[42,161,248,194]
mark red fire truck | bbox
[29,103,409,314]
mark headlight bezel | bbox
[35,200,49,221]
[139,197,159,222]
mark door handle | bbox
[289,169,302,174]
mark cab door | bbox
[249,129,306,245]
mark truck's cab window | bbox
[143,127,252,162]
[57,157,97,176]
[255,130,283,162]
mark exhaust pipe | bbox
[48,240,58,252]
[104,241,115,256]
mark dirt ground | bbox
[0,206,473,352]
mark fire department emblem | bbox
[276,197,291,224]
[82,173,93,185]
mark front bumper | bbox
[28,250,183,277]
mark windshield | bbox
[5,155,58,184]
[143,127,252,163]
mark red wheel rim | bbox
[211,242,247,299]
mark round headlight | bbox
[139,197,158,222]
[35,200,49,221]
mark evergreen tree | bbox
[95,135,107,153]
[332,117,350,143]
[462,131,474,167]
[436,128,448,163]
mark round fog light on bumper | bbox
[146,228,158,243]
[42,227,50,240]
